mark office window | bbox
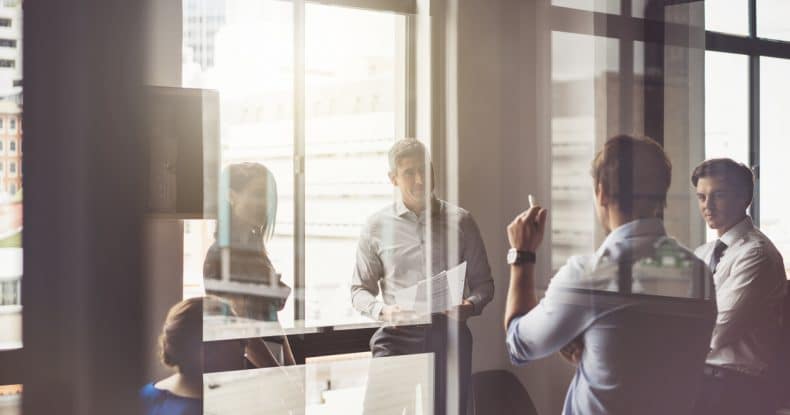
[757,0,790,41]
[705,0,749,36]
[550,31,617,273]
[9,118,15,130]
[705,0,790,273]
[704,51,749,164]
[182,0,418,340]
[552,0,620,15]
[0,39,16,48]
[759,57,790,270]
[0,2,21,356]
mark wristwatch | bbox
[507,248,536,265]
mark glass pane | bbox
[705,0,749,36]
[183,0,296,338]
[551,31,618,274]
[0,384,21,415]
[0,0,22,351]
[757,0,790,41]
[204,353,432,414]
[704,51,749,242]
[552,0,621,15]
[304,4,406,328]
[760,57,790,276]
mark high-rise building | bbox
[183,0,226,71]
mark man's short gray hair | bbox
[388,138,428,174]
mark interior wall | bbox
[455,1,573,414]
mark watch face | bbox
[507,249,517,264]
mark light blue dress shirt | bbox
[507,219,717,415]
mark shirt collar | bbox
[395,196,441,218]
[595,218,666,260]
[719,216,753,247]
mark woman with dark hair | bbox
[203,162,294,366]
[141,296,284,414]
[139,297,205,415]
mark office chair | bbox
[468,370,538,415]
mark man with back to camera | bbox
[691,158,787,415]
[351,138,494,415]
[505,135,717,414]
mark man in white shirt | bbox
[505,135,717,414]
[351,138,494,415]
[691,158,787,415]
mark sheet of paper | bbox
[392,262,467,314]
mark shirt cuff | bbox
[371,302,386,321]
[465,295,483,315]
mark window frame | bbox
[704,0,790,225]
[199,0,432,365]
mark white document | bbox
[393,262,467,314]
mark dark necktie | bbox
[709,240,727,273]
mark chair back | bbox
[468,370,537,415]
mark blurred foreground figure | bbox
[505,135,716,415]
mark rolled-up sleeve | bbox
[461,213,494,315]
[351,224,386,320]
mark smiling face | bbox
[389,155,433,212]
[695,175,750,236]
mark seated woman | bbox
[203,162,294,366]
[140,297,203,415]
[141,296,291,414]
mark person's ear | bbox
[389,171,398,187]
[595,183,609,207]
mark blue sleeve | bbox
[506,262,596,365]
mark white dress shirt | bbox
[696,216,787,376]
[507,219,716,415]
[351,197,494,320]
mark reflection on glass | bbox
[704,51,749,242]
[304,5,406,328]
[0,1,22,351]
[705,0,749,36]
[0,384,21,415]
[204,353,432,415]
[552,0,621,15]
[551,31,618,273]
[182,0,296,336]
[759,57,790,275]
[757,0,790,41]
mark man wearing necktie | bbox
[692,158,787,415]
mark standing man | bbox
[691,158,787,415]
[351,138,494,415]
[505,135,717,414]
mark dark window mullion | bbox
[749,54,760,225]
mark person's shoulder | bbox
[437,200,476,224]
[694,239,714,257]
[745,227,782,256]
[547,254,595,290]
[359,203,398,236]
[139,382,162,401]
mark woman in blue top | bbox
[140,297,204,415]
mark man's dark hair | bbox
[690,158,754,205]
[591,135,672,216]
